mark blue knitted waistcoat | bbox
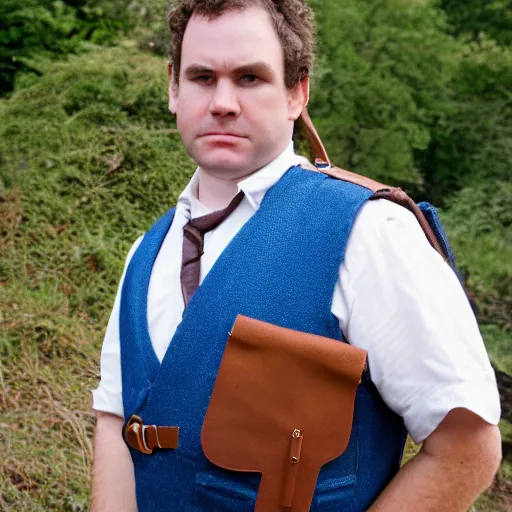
[120,167,407,512]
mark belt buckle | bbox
[125,415,153,454]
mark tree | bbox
[422,39,512,204]
[439,0,512,46]
[307,0,459,195]
[0,0,134,96]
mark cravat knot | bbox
[181,191,245,307]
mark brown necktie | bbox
[181,191,245,307]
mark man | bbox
[91,1,502,511]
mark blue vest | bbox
[120,166,407,512]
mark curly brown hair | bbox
[167,0,315,89]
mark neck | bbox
[197,169,244,210]
[197,140,294,210]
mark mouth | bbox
[199,133,247,146]
[201,133,246,138]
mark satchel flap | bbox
[201,315,367,512]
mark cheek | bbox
[240,90,291,131]
[178,84,210,110]
[178,99,202,118]
[176,101,205,136]
[247,86,289,112]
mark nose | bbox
[209,80,241,117]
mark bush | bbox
[442,182,512,299]
[422,40,512,205]
[441,181,512,370]
[0,0,135,96]
[0,45,194,509]
[307,0,459,195]
[439,0,512,46]
[0,45,191,332]
[129,0,172,55]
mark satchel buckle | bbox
[314,158,332,170]
[125,415,153,455]
[283,429,304,507]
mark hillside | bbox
[0,45,196,510]
[1,6,511,510]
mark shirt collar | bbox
[177,141,309,218]
[237,141,309,210]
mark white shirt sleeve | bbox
[332,200,501,443]
[91,236,143,418]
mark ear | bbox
[287,76,310,121]
[167,62,178,114]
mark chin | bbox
[193,147,255,174]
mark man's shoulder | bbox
[347,198,440,268]
[294,164,375,201]
[296,163,422,233]
[356,198,418,228]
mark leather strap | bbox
[370,188,445,258]
[299,108,448,263]
[299,108,330,166]
[124,415,179,455]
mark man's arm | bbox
[369,408,502,511]
[91,411,137,512]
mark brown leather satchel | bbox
[298,108,449,263]
[201,315,367,512]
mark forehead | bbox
[180,7,284,73]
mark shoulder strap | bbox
[299,108,448,263]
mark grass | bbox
[1,44,510,510]
[0,44,194,510]
[1,294,96,511]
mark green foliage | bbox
[0,45,192,332]
[439,0,512,45]
[440,181,512,366]
[307,0,459,194]
[481,326,512,375]
[129,0,172,55]
[441,182,512,299]
[1,0,80,95]
[0,46,194,508]
[305,0,511,207]
[1,2,511,508]
[423,39,512,204]
[500,420,512,479]
[0,0,135,96]
[1,280,99,510]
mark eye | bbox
[194,75,214,85]
[240,74,260,85]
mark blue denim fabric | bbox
[120,166,407,511]
[418,201,457,271]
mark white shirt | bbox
[92,142,500,443]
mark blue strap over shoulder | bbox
[418,201,457,270]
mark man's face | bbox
[169,7,308,179]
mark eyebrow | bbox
[184,64,215,77]
[184,61,276,79]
